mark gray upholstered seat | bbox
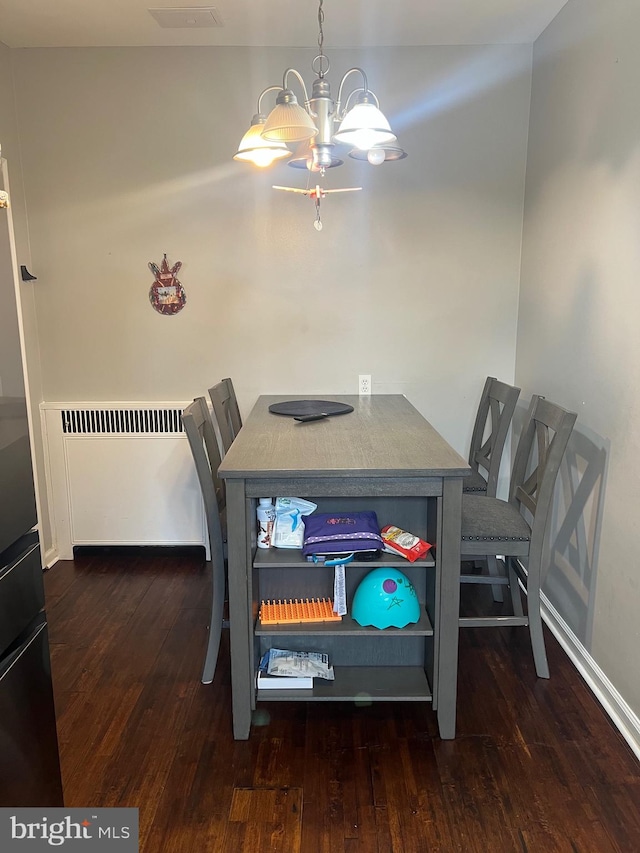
[465,376,520,497]
[209,377,242,456]
[182,397,227,684]
[460,394,577,679]
[461,494,531,543]
[463,469,494,494]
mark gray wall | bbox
[11,44,530,458]
[518,0,640,718]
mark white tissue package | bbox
[272,497,317,549]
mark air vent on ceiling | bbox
[148,7,223,29]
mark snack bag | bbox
[380,525,431,562]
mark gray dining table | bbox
[218,394,470,740]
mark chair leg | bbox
[507,558,524,617]
[487,555,504,602]
[201,557,225,684]
[525,582,550,679]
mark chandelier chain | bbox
[317,0,325,76]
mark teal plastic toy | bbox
[351,567,420,629]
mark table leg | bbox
[436,476,463,739]
[226,481,253,740]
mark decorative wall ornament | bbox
[148,254,186,315]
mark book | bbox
[256,670,313,690]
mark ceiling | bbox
[0,1,570,49]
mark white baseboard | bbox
[542,594,640,761]
[43,548,59,570]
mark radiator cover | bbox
[42,403,207,560]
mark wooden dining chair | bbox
[208,377,242,456]
[463,376,520,603]
[459,394,577,678]
[465,376,521,498]
[182,397,227,684]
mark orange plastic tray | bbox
[259,598,342,625]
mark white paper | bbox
[333,564,347,616]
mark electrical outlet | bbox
[359,374,371,396]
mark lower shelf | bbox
[255,611,433,636]
[256,665,432,703]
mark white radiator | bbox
[41,402,207,560]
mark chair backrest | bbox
[509,394,577,571]
[209,378,242,456]
[468,376,521,497]
[182,397,225,563]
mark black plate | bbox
[268,400,354,418]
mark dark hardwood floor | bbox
[44,549,640,852]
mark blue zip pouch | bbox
[301,511,383,559]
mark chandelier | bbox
[233,0,407,173]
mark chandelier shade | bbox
[333,99,397,150]
[233,114,292,167]
[288,139,344,171]
[262,94,318,143]
[349,144,408,164]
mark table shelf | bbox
[255,611,433,637]
[256,665,432,702]
[253,548,434,570]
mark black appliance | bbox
[0,158,63,806]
